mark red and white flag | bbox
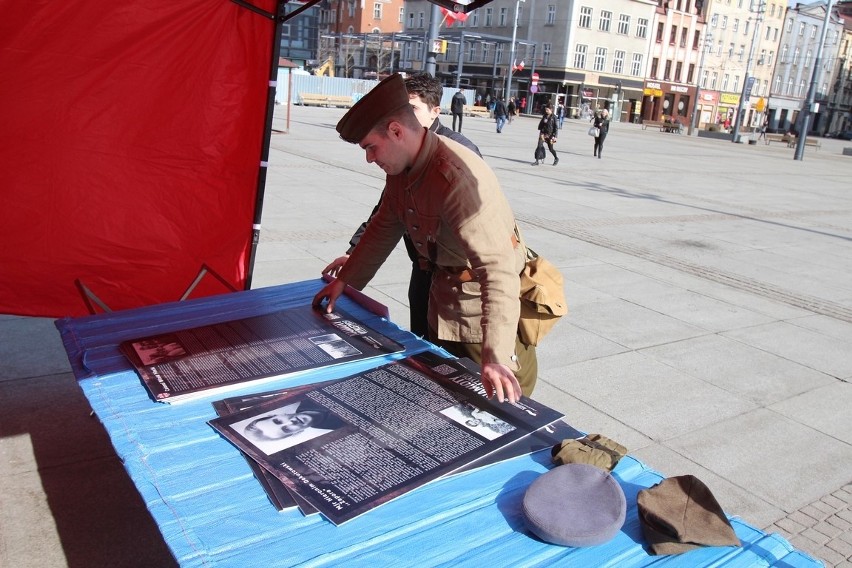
[440,6,469,27]
[513,60,525,71]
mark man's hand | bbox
[322,255,350,277]
[480,362,522,404]
[312,278,347,313]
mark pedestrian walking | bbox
[451,88,466,132]
[494,98,508,133]
[556,102,565,129]
[593,109,610,159]
[533,105,558,166]
[507,98,516,124]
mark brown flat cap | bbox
[637,475,740,555]
[336,73,411,143]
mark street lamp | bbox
[505,0,523,100]
[731,2,765,143]
[688,32,712,136]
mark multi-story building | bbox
[642,1,706,124]
[767,0,844,133]
[320,0,405,78]
[280,1,326,68]
[698,0,785,130]
[824,11,851,134]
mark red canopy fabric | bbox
[0,0,276,317]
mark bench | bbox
[464,105,491,119]
[764,133,788,145]
[776,135,821,150]
[298,93,353,108]
[642,120,683,134]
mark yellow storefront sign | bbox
[719,93,740,105]
[643,88,663,97]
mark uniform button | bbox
[412,225,419,230]
[451,287,458,293]
[510,355,518,362]
[416,242,423,247]
[407,208,414,213]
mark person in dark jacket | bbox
[450,88,467,132]
[322,73,481,338]
[593,109,610,159]
[533,106,559,166]
[494,98,509,133]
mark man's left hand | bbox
[480,363,522,404]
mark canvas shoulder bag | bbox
[515,227,568,346]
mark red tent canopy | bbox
[0,0,278,317]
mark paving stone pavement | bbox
[2,103,851,567]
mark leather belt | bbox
[434,233,520,283]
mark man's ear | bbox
[431,106,442,120]
[387,120,404,140]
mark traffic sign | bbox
[530,85,539,93]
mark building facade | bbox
[320,0,405,78]
[767,1,845,133]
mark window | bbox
[773,28,778,41]
[594,47,607,71]
[733,75,739,92]
[574,44,587,68]
[717,39,723,56]
[774,75,781,93]
[781,44,788,63]
[670,25,677,45]
[651,57,659,77]
[687,63,695,82]
[743,20,749,36]
[407,12,414,28]
[804,49,811,68]
[631,53,643,76]
[793,46,799,65]
[770,4,775,17]
[481,43,489,63]
[546,4,556,25]
[613,50,625,74]
[373,2,381,19]
[693,30,700,49]
[722,73,729,90]
[485,7,492,26]
[637,18,648,38]
[722,16,727,29]
[733,18,739,32]
[517,5,523,25]
[768,50,774,65]
[656,22,664,42]
[399,7,404,23]
[799,22,805,36]
[759,49,766,64]
[499,7,507,26]
[786,18,792,33]
[739,45,745,61]
[468,42,475,60]
[496,44,504,63]
[786,77,793,95]
[701,69,708,87]
[418,11,424,27]
[762,80,768,96]
[766,26,772,40]
[798,79,806,96]
[675,61,683,81]
[711,14,718,27]
[348,0,355,17]
[470,10,478,26]
[680,28,688,47]
[711,71,718,89]
[811,24,817,39]
[618,14,630,35]
[729,43,735,58]
[664,59,672,80]
[543,43,552,65]
[579,6,592,28]
[599,10,611,32]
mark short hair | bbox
[373,103,422,137]
[404,72,443,110]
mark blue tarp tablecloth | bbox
[55,279,822,568]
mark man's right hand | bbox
[322,255,350,277]
[312,278,347,313]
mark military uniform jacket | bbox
[338,130,525,370]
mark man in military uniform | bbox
[313,74,536,404]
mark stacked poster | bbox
[120,305,404,403]
[209,352,570,525]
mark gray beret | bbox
[336,73,411,144]
[522,464,626,547]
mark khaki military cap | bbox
[336,73,411,143]
[637,475,740,555]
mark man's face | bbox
[408,94,440,129]
[246,411,315,440]
[359,127,408,175]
